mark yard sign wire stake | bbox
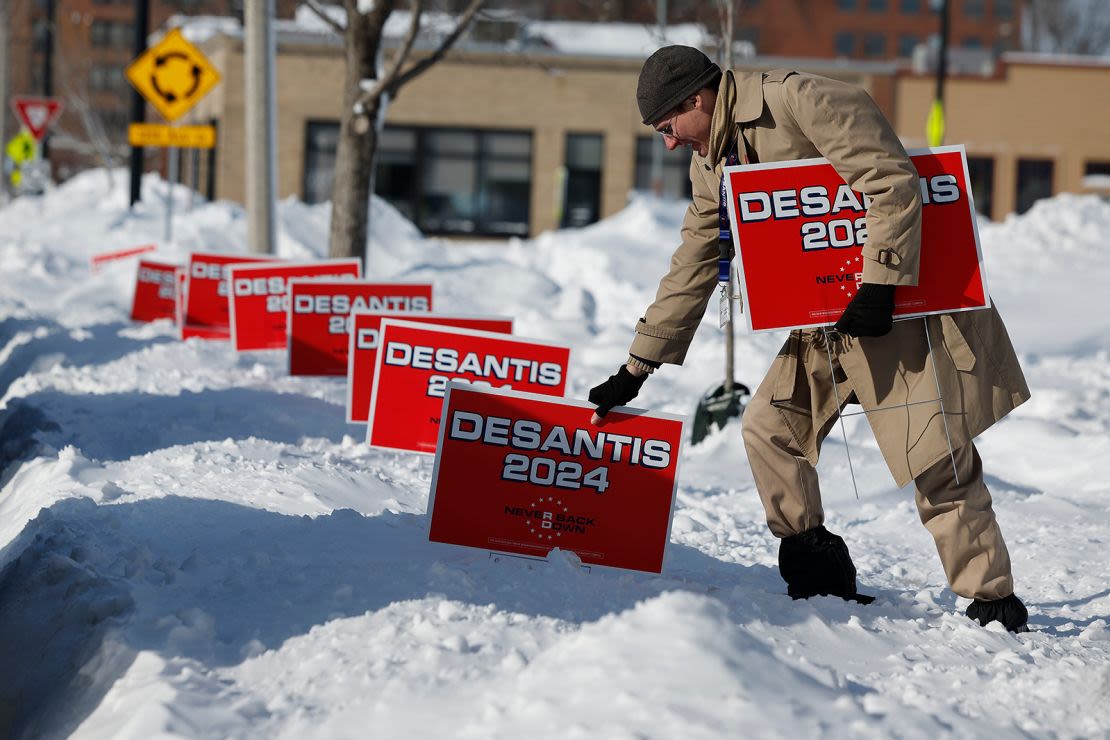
[823,316,961,501]
[821,327,861,501]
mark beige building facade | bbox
[186,32,1109,238]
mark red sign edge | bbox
[722,144,991,334]
[363,318,572,455]
[179,251,276,342]
[284,278,434,377]
[129,258,180,321]
[227,259,362,352]
[426,382,688,574]
[344,311,515,424]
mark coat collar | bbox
[732,69,766,123]
[705,69,765,165]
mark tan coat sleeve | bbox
[628,157,721,365]
[780,74,923,286]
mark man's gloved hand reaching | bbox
[833,283,896,338]
[589,365,648,424]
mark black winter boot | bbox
[965,593,1029,633]
[778,526,874,604]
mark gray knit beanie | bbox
[637,45,722,125]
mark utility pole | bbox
[244,0,276,254]
[42,0,54,160]
[0,0,9,202]
[927,0,950,146]
[128,0,149,207]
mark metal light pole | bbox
[245,0,276,254]
[245,0,277,255]
[927,0,950,146]
[128,0,150,206]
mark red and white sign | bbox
[130,259,180,322]
[181,252,275,340]
[11,96,63,141]
[228,260,362,351]
[287,280,433,376]
[723,145,989,332]
[429,384,685,573]
[367,320,570,454]
[346,312,513,424]
[90,243,156,272]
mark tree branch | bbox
[362,0,426,102]
[384,0,485,98]
[304,0,346,34]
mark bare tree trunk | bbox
[328,12,380,261]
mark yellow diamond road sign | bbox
[126,28,221,123]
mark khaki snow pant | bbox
[741,352,1015,601]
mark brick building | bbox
[488,0,1021,60]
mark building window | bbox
[375,127,417,221]
[634,138,693,201]
[995,0,1014,19]
[835,31,855,56]
[966,156,994,219]
[32,18,49,53]
[89,64,126,92]
[562,133,603,228]
[1085,161,1110,176]
[898,34,919,57]
[303,121,341,205]
[863,32,887,57]
[1015,158,1053,214]
[963,36,983,48]
[964,0,985,18]
[305,124,533,236]
[91,21,132,47]
[867,0,889,11]
[900,0,923,12]
[837,0,857,10]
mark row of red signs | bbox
[126,251,684,573]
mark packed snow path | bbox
[1,173,1108,738]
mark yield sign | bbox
[11,97,64,141]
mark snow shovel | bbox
[692,257,751,445]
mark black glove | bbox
[588,365,647,418]
[833,283,895,338]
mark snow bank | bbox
[1,173,1109,738]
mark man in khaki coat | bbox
[588,45,1031,632]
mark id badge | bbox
[718,285,731,329]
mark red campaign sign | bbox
[367,320,571,454]
[723,145,989,332]
[181,252,276,341]
[428,384,685,573]
[11,96,63,141]
[130,259,180,322]
[346,312,513,424]
[287,280,433,376]
[91,244,157,272]
[228,260,362,351]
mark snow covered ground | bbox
[1,170,1108,739]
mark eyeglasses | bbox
[655,111,680,140]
